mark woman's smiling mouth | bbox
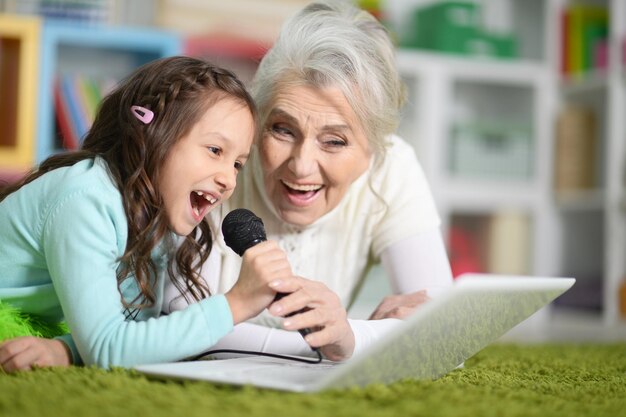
[281,180,323,206]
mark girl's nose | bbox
[215,166,236,192]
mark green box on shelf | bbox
[466,31,518,58]
[401,1,479,52]
[401,1,518,59]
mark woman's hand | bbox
[0,336,72,373]
[368,290,431,320]
[268,278,355,362]
[225,240,293,324]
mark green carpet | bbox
[1,343,625,417]
[0,301,68,340]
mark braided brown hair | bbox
[0,56,257,310]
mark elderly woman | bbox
[0,0,452,371]
[184,0,453,361]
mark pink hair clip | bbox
[130,105,154,124]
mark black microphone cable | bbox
[187,348,323,364]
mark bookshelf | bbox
[0,14,40,173]
[384,0,626,335]
[395,50,556,281]
[351,0,555,325]
[35,22,181,162]
[549,0,626,327]
[604,0,626,326]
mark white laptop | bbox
[135,274,575,392]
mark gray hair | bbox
[251,0,406,157]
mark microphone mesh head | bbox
[221,208,267,256]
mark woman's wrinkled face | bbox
[260,85,371,226]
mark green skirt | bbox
[0,300,68,342]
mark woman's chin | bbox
[276,206,322,227]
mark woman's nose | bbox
[287,141,317,177]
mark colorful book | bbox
[564,5,608,78]
[554,105,597,191]
[61,73,89,143]
[448,225,484,278]
[53,77,79,150]
[487,212,530,275]
[561,8,570,77]
[84,77,103,119]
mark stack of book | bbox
[449,212,531,278]
[561,5,609,79]
[53,73,114,150]
[553,105,597,192]
[6,0,110,23]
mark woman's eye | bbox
[323,137,347,147]
[207,146,221,155]
[271,124,294,138]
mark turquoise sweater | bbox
[0,158,233,367]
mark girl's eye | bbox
[234,161,244,171]
[207,146,221,155]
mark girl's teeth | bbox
[193,191,218,205]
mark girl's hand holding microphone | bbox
[224,240,293,324]
[222,209,354,360]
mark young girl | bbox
[0,56,294,370]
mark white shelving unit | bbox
[548,0,626,328]
[385,0,626,339]
[395,50,558,276]
[393,49,562,338]
[603,0,626,326]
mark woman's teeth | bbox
[282,180,322,192]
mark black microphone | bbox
[221,208,317,350]
[222,208,267,256]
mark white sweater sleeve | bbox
[380,227,454,299]
[342,228,454,356]
[207,319,404,359]
[208,322,319,357]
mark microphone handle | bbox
[273,292,317,348]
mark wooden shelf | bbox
[0,14,40,170]
[560,70,609,96]
[555,189,606,211]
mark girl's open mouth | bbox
[190,190,218,220]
